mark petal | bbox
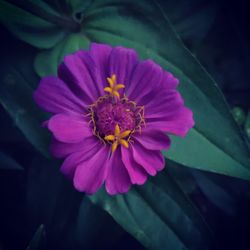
[89,43,113,92]
[73,145,110,194]
[134,130,171,151]
[105,148,132,195]
[108,46,138,94]
[60,139,101,179]
[160,71,179,89]
[33,76,85,115]
[48,114,92,143]
[144,91,184,119]
[146,106,195,137]
[126,60,163,102]
[133,71,179,106]
[50,136,99,159]
[58,50,100,103]
[121,147,147,185]
[132,143,165,175]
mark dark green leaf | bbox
[0,0,65,48]
[192,171,237,216]
[0,151,23,170]
[245,110,250,139]
[26,156,82,240]
[71,198,128,250]
[26,225,46,250]
[34,33,90,76]
[0,42,50,157]
[231,107,246,126]
[160,0,218,42]
[89,171,214,250]
[0,0,94,49]
[163,129,250,180]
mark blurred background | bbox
[0,0,250,249]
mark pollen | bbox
[104,74,125,99]
[104,124,131,152]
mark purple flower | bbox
[34,43,194,195]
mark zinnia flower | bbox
[34,43,194,195]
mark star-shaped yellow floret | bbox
[104,124,131,153]
[104,74,125,99]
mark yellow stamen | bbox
[112,141,118,153]
[104,135,115,141]
[105,124,131,153]
[107,77,115,88]
[114,124,120,136]
[114,84,125,90]
[120,139,129,148]
[120,130,131,138]
[104,74,125,99]
[104,87,112,94]
[113,91,120,99]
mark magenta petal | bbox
[48,114,92,143]
[121,147,147,185]
[143,91,184,118]
[126,60,163,102]
[132,143,165,175]
[161,71,179,89]
[58,51,100,103]
[60,140,102,180]
[132,71,179,106]
[50,136,99,159]
[146,106,194,137]
[108,46,138,92]
[33,76,85,115]
[105,148,132,195]
[73,146,109,194]
[89,43,113,92]
[134,130,171,151]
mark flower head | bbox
[34,43,194,195]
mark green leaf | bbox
[0,0,66,48]
[245,110,250,139]
[89,171,214,250]
[34,0,218,76]
[34,33,90,76]
[26,156,82,238]
[0,151,23,170]
[167,160,238,214]
[159,0,218,42]
[27,225,46,250]
[0,44,50,157]
[0,0,94,49]
[163,129,250,180]
[231,107,246,126]
[72,198,127,250]
[192,171,237,216]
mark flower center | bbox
[88,75,144,152]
